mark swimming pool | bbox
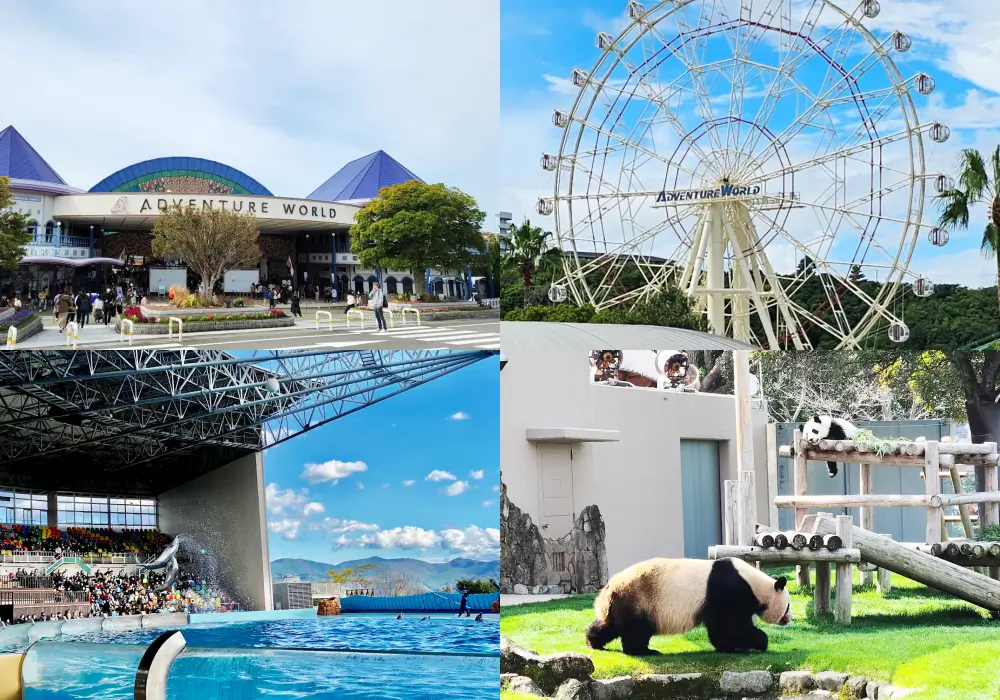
[15,614,500,699]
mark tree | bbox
[151,204,260,298]
[372,565,419,597]
[327,564,379,591]
[936,147,1000,310]
[454,578,495,594]
[503,220,562,306]
[0,177,31,270]
[350,181,486,296]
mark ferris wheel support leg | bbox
[687,209,713,297]
[680,214,706,292]
[705,205,726,335]
[722,215,781,349]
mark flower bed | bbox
[116,308,293,335]
[0,312,43,344]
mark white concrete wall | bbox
[501,350,769,577]
[158,452,272,611]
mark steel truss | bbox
[0,349,493,471]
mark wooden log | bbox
[724,480,737,546]
[859,462,874,587]
[709,546,861,563]
[990,544,1000,558]
[814,560,831,616]
[960,543,974,556]
[805,514,1000,612]
[935,492,1000,507]
[778,445,998,467]
[775,494,934,508]
[824,534,843,551]
[793,429,810,588]
[985,464,999,528]
[925,441,942,544]
[835,515,853,624]
[947,463,975,540]
[946,543,961,557]
[753,533,775,548]
[738,471,756,547]
[766,422,780,535]
[877,534,893,594]
[808,534,824,551]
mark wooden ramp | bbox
[804,514,1000,612]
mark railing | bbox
[0,576,54,589]
[481,297,500,308]
[401,308,421,325]
[32,235,91,249]
[0,589,90,605]
[315,310,333,330]
[346,309,365,328]
[0,551,142,565]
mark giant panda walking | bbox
[585,557,791,656]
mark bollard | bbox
[4,326,16,349]
[168,317,183,342]
[315,310,333,330]
[401,307,421,326]
[120,319,135,346]
[346,309,365,329]
[65,322,79,348]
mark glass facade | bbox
[0,491,48,526]
[56,494,157,529]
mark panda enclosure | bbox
[717,353,1000,622]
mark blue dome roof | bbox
[89,156,272,196]
[308,151,422,202]
[0,126,67,185]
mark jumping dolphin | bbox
[156,556,179,592]
[142,537,180,570]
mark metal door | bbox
[538,445,575,538]
[681,440,723,558]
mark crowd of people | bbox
[0,525,169,559]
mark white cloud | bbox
[444,480,469,496]
[301,460,367,485]
[469,470,484,480]
[0,0,498,218]
[402,480,416,487]
[448,411,470,421]
[319,517,379,535]
[357,482,365,490]
[268,519,302,541]
[440,526,501,557]
[482,500,495,508]
[425,470,457,482]
[333,524,500,557]
[265,483,324,519]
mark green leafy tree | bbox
[151,204,260,298]
[936,148,1000,310]
[455,578,495,594]
[327,564,379,591]
[350,181,486,296]
[502,220,562,305]
[0,177,32,270]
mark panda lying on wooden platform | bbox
[799,414,858,478]
[585,557,792,656]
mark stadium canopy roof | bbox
[500,322,757,353]
[0,349,491,496]
[307,150,422,203]
[89,156,273,196]
[0,125,73,193]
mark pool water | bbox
[19,615,500,699]
[74,613,499,653]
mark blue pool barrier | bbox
[21,634,500,699]
[188,607,316,624]
[339,592,499,613]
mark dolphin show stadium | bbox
[0,124,477,301]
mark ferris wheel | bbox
[537,0,949,349]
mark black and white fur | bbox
[799,415,858,478]
[585,557,791,656]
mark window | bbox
[0,490,47,525]
[385,277,398,295]
[57,494,156,529]
[402,278,414,295]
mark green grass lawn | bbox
[501,568,1000,700]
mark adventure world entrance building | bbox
[0,125,471,299]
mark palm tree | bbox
[936,148,1000,309]
[503,219,562,305]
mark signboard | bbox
[655,184,762,204]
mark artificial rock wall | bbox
[500,481,608,595]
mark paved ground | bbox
[14,314,501,350]
[500,594,570,607]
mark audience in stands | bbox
[0,525,168,558]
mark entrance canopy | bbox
[0,349,490,495]
[52,193,360,233]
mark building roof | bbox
[500,322,757,353]
[307,150,423,202]
[89,156,273,196]
[0,125,68,185]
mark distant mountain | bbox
[270,556,499,591]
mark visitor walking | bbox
[368,282,388,332]
[76,291,92,328]
[344,292,356,314]
[93,295,105,324]
[55,291,75,331]
[290,292,302,318]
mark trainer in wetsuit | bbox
[458,589,471,617]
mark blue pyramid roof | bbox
[308,150,423,202]
[0,126,67,185]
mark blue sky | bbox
[263,354,499,565]
[501,0,1000,289]
[0,0,499,224]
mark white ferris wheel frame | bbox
[543,0,945,349]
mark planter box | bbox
[140,305,267,318]
[6,317,43,344]
[115,316,294,335]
